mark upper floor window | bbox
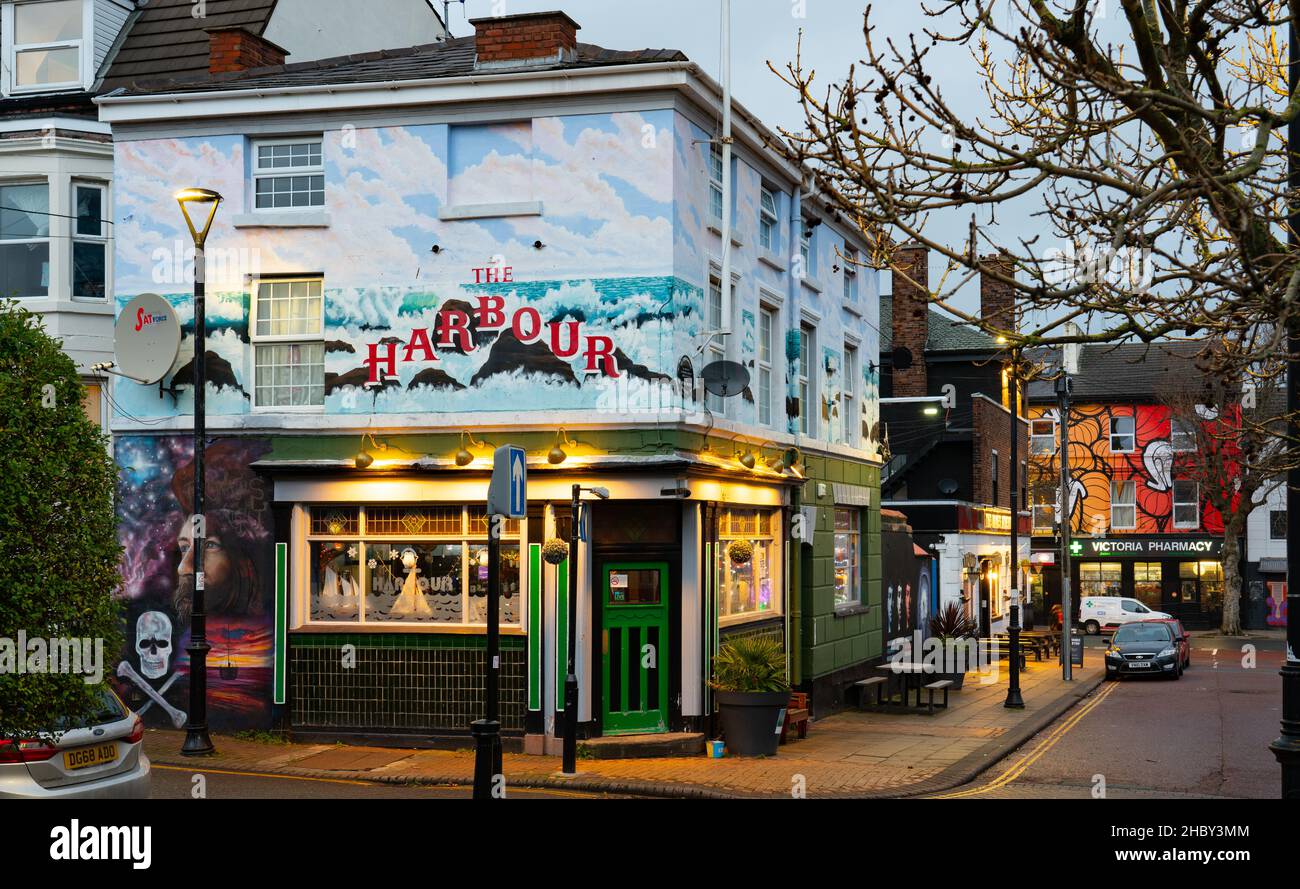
[1109,415,1136,453]
[800,220,814,277]
[842,247,858,302]
[1111,479,1137,529]
[1170,417,1197,452]
[799,323,815,435]
[757,304,775,427]
[1030,418,1056,455]
[706,275,725,415]
[843,344,858,445]
[759,186,778,251]
[991,449,1000,504]
[0,182,50,297]
[1173,480,1199,529]
[72,182,107,299]
[708,143,724,222]
[252,277,324,408]
[9,0,84,92]
[254,139,324,210]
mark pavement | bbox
[143,652,1105,799]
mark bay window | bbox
[72,182,106,299]
[306,505,522,627]
[252,277,325,408]
[0,182,50,296]
[718,507,781,621]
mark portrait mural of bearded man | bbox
[115,436,275,729]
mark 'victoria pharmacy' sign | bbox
[1071,536,1223,558]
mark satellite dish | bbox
[701,360,750,399]
[115,293,181,384]
[892,347,914,370]
[938,478,959,495]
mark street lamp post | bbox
[1005,349,1024,709]
[563,484,608,776]
[175,188,223,757]
[1055,372,1074,681]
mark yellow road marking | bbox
[934,680,1122,798]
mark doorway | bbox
[599,562,670,735]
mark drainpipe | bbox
[788,183,804,686]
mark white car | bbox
[1079,596,1170,635]
[0,688,151,799]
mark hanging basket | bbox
[727,539,754,565]
[542,537,570,566]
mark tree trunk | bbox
[1220,527,1243,636]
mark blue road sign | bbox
[488,445,527,519]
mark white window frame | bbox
[70,180,108,301]
[250,276,326,411]
[708,142,724,222]
[1173,480,1199,529]
[759,186,778,251]
[1170,417,1197,453]
[718,507,784,625]
[1109,415,1136,453]
[800,219,814,277]
[706,274,726,415]
[3,0,90,95]
[799,322,815,435]
[991,449,1000,505]
[0,178,52,298]
[832,507,862,608]
[297,504,527,631]
[1111,479,1137,530]
[842,246,858,302]
[1030,418,1056,455]
[1031,486,1055,531]
[757,303,775,427]
[842,343,858,445]
[251,137,325,212]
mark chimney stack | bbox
[207,27,287,75]
[890,242,930,397]
[472,11,580,68]
[979,252,1018,337]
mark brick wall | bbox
[472,12,579,64]
[980,252,1017,335]
[207,27,287,75]
[890,242,930,397]
[971,393,1030,509]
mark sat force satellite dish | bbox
[114,293,181,384]
[700,360,750,399]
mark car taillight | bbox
[0,738,59,763]
[126,716,144,745]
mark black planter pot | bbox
[715,690,789,756]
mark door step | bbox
[578,732,705,759]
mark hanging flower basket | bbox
[542,537,570,565]
[727,539,754,565]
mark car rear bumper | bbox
[0,754,150,799]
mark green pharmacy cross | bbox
[1069,540,1083,556]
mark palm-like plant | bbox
[710,635,789,693]
[928,602,979,641]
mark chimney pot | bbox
[471,11,580,68]
[206,27,288,75]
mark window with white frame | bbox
[758,304,775,426]
[1031,485,1055,531]
[252,278,325,408]
[843,247,858,302]
[833,507,862,607]
[1030,418,1056,455]
[1170,417,1197,452]
[718,507,782,620]
[759,186,778,251]
[71,182,106,299]
[0,182,50,296]
[706,275,725,415]
[800,220,813,277]
[1111,479,1137,529]
[9,0,85,91]
[253,139,324,210]
[1173,480,1199,529]
[799,322,815,434]
[305,505,523,627]
[1109,415,1136,452]
[843,344,858,445]
[708,143,724,222]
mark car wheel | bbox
[1084,620,1100,636]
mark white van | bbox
[1079,596,1170,635]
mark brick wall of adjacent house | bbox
[890,242,930,397]
[472,12,579,64]
[208,27,287,74]
[980,252,1018,334]
[971,393,1030,510]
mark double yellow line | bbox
[934,680,1122,798]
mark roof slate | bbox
[878,296,1000,356]
[1025,341,1209,403]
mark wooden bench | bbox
[922,679,953,714]
[979,642,1028,671]
[780,692,810,744]
[996,635,1048,661]
[854,675,890,708]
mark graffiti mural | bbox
[1028,404,1227,536]
[115,436,274,729]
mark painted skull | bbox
[136,611,172,679]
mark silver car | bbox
[0,688,151,799]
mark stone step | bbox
[578,732,706,759]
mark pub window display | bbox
[305,505,522,627]
[718,508,781,621]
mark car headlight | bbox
[1158,647,1177,658]
[1105,648,1122,658]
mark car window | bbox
[52,688,127,731]
[1113,624,1172,643]
[1121,599,1147,613]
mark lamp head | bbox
[589,487,610,500]
[354,450,374,470]
[175,188,224,248]
[455,447,475,467]
[548,445,568,465]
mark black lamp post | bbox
[1005,347,1024,709]
[175,188,222,757]
[563,484,608,776]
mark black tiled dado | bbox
[289,634,526,732]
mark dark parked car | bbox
[1138,618,1191,669]
[1104,621,1182,680]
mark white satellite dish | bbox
[114,293,182,385]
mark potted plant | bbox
[927,602,980,689]
[710,635,790,756]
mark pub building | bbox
[101,12,888,745]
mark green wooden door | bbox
[600,562,670,735]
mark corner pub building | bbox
[99,12,886,746]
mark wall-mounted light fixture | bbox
[549,428,576,465]
[455,430,488,467]
[355,432,387,469]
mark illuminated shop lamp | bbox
[736,450,757,470]
[355,432,387,469]
[549,428,576,465]
[923,405,940,416]
[455,430,489,467]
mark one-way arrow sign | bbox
[487,445,527,519]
